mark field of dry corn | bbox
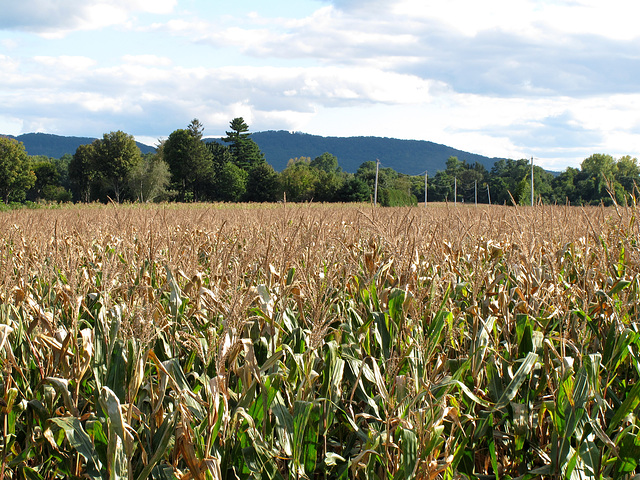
[1,202,639,480]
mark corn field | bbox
[1,201,640,479]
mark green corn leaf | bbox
[563,446,580,480]
[373,312,391,361]
[388,287,406,324]
[105,339,127,403]
[423,424,444,459]
[424,309,449,364]
[613,432,640,479]
[493,352,538,411]
[607,380,640,436]
[162,358,205,420]
[50,416,103,480]
[292,400,319,475]
[472,315,496,376]
[608,278,630,297]
[512,464,553,480]
[43,377,78,417]
[99,386,129,480]
[151,464,176,480]
[18,466,44,480]
[486,357,503,402]
[99,386,127,441]
[516,314,534,357]
[271,393,293,456]
[259,349,284,374]
[616,246,626,278]
[578,440,600,480]
[583,353,601,394]
[137,413,177,480]
[398,426,418,480]
[485,413,500,478]
[370,358,389,404]
[435,377,490,408]
[603,327,637,372]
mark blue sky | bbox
[1,0,639,170]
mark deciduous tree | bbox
[310,152,339,174]
[69,142,99,203]
[94,131,142,202]
[163,127,213,202]
[244,162,280,202]
[0,137,35,204]
[128,153,171,202]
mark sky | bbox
[1,0,640,171]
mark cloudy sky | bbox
[1,0,639,170]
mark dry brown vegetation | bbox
[0,202,639,479]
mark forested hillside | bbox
[247,130,498,173]
[3,130,496,175]
[3,132,155,157]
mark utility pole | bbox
[374,158,380,206]
[424,172,428,207]
[487,184,491,205]
[475,180,477,206]
[531,156,534,206]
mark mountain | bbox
[246,131,499,174]
[4,132,155,158]
[5,131,501,175]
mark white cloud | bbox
[387,0,640,41]
[122,55,173,66]
[0,0,177,36]
[1,38,19,49]
[2,44,638,169]
[2,0,640,170]
[33,56,97,71]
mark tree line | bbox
[1,118,639,206]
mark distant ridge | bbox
[4,131,501,174]
[4,132,155,158]
[247,131,500,174]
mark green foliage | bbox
[11,120,640,208]
[69,142,99,203]
[337,176,370,202]
[163,126,214,202]
[0,137,36,204]
[128,153,171,202]
[279,158,318,202]
[28,160,60,201]
[310,152,340,173]
[215,161,248,201]
[245,162,280,202]
[222,117,265,170]
[94,131,142,203]
[379,187,417,206]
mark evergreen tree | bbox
[222,117,265,170]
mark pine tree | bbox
[222,117,265,171]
